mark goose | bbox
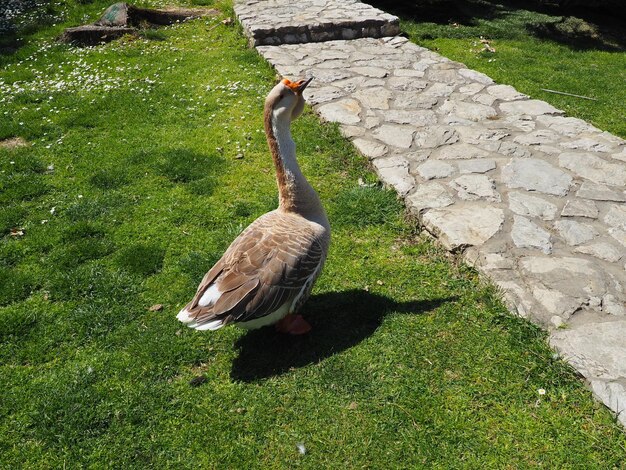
[177,77,330,335]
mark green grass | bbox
[381,0,626,138]
[1,1,626,467]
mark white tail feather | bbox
[199,284,221,307]
[195,319,224,331]
[177,308,194,323]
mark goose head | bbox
[265,77,313,122]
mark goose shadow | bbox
[230,289,456,382]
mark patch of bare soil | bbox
[0,137,29,149]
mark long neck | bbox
[264,106,320,215]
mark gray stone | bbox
[449,174,501,202]
[514,130,560,146]
[439,100,497,121]
[551,319,626,378]
[485,84,527,101]
[603,205,626,229]
[394,69,425,78]
[455,127,509,145]
[428,68,467,84]
[387,76,429,91]
[351,66,389,78]
[434,143,490,160]
[340,125,365,138]
[422,206,504,250]
[422,82,455,97]
[414,127,459,149]
[306,68,352,83]
[520,256,616,315]
[457,159,496,174]
[385,110,437,127]
[508,192,558,220]
[536,115,596,137]
[496,141,533,158]
[613,148,626,163]
[501,159,572,196]
[553,220,599,246]
[603,294,626,316]
[406,182,454,213]
[512,216,552,253]
[458,83,484,95]
[374,163,414,196]
[577,182,626,202]
[550,320,626,427]
[472,94,497,106]
[458,68,494,84]
[561,199,599,219]
[559,153,626,187]
[561,138,613,153]
[364,116,380,129]
[608,228,626,248]
[532,287,581,322]
[393,92,439,110]
[317,98,361,124]
[499,115,536,132]
[575,242,623,262]
[352,138,387,159]
[416,160,455,180]
[353,87,393,109]
[371,155,408,170]
[373,125,415,148]
[499,99,561,116]
[304,86,345,104]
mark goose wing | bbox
[178,212,325,329]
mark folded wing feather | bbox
[179,211,324,329]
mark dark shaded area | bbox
[369,0,625,51]
[231,290,456,382]
[528,14,625,51]
[156,148,225,184]
[0,0,57,56]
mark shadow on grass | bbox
[230,289,456,382]
[369,0,625,52]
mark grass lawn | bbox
[375,0,626,139]
[1,0,626,467]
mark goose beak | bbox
[295,77,313,93]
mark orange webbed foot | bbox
[275,314,312,335]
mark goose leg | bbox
[275,314,312,335]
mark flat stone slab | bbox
[234,0,399,46]
[254,35,626,427]
[551,318,626,427]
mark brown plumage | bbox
[177,77,330,333]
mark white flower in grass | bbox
[538,388,546,396]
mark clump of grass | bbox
[0,267,34,306]
[114,243,165,276]
[0,206,27,235]
[63,196,119,222]
[330,185,403,228]
[157,148,223,184]
[139,28,167,41]
[89,168,130,189]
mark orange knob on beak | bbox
[282,77,313,93]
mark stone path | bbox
[234,1,626,427]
